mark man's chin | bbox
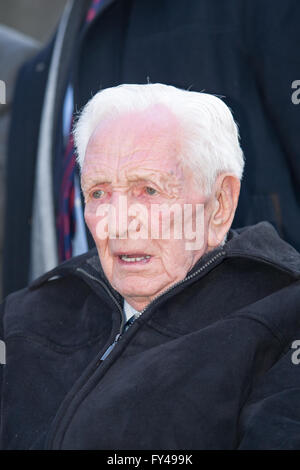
[112,279,161,306]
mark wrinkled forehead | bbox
[82,103,183,172]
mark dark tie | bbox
[57,0,103,262]
[124,315,137,332]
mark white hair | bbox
[73,83,244,195]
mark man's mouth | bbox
[117,254,152,264]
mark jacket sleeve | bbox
[238,344,300,449]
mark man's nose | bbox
[108,191,129,239]
[109,191,147,239]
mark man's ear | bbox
[207,173,240,249]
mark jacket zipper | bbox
[76,249,225,362]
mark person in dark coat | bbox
[3,0,300,298]
[0,25,40,301]
[1,83,300,450]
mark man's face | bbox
[81,104,210,311]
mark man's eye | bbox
[92,190,104,199]
[145,186,157,196]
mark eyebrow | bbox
[81,175,111,188]
[89,177,111,185]
[125,170,173,185]
[81,169,178,191]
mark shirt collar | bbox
[123,300,140,322]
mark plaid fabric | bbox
[57,118,76,261]
[57,0,103,262]
[86,0,103,23]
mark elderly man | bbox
[1,84,300,450]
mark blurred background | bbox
[0,0,67,300]
[0,0,67,43]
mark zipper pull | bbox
[99,333,121,361]
[98,315,138,363]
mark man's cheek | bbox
[84,211,104,244]
[84,210,95,235]
[84,202,107,239]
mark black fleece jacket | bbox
[1,222,300,449]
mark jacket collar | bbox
[224,221,300,276]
